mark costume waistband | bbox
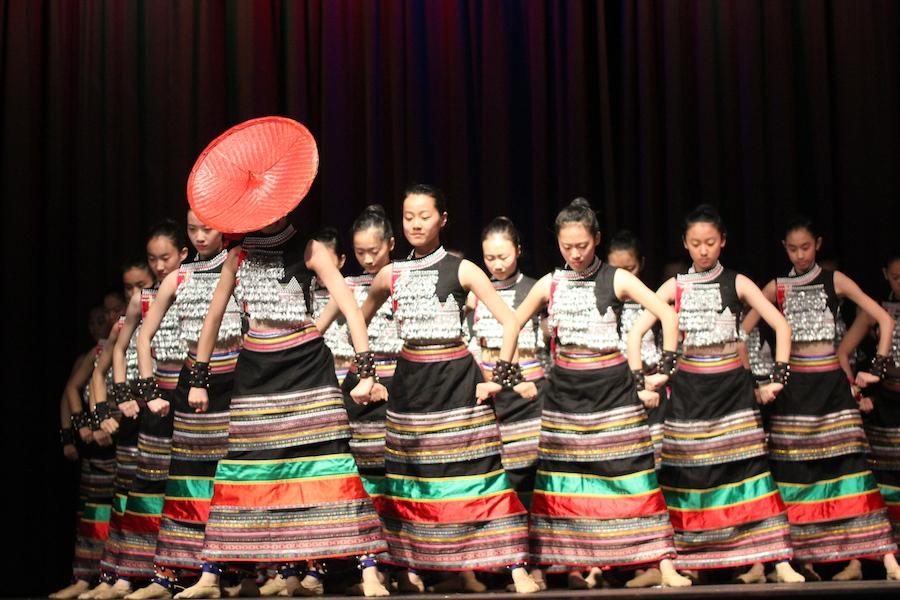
[400,343,470,363]
[243,323,321,352]
[186,348,240,374]
[482,357,545,381]
[153,364,182,390]
[678,353,743,374]
[788,352,840,372]
[553,348,626,371]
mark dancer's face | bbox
[481,234,519,280]
[607,249,642,276]
[187,210,223,259]
[122,267,155,302]
[557,223,599,272]
[146,236,187,281]
[683,222,725,272]
[353,227,394,274]
[782,228,821,274]
[884,259,900,299]
[402,193,447,250]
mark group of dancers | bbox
[51,190,900,599]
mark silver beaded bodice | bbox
[313,286,356,360]
[777,265,835,344]
[143,289,187,363]
[549,260,620,352]
[747,327,774,378]
[235,252,311,326]
[174,251,243,348]
[676,263,738,348]
[125,326,141,382]
[472,273,539,351]
[619,301,661,366]
[393,247,465,343]
[350,275,403,355]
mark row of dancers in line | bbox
[51,189,900,599]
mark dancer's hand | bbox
[351,376,375,405]
[188,387,209,413]
[63,444,79,461]
[119,399,140,419]
[855,371,881,389]
[101,417,120,435]
[476,381,502,404]
[147,398,170,417]
[513,381,538,400]
[638,389,660,409]
[858,395,874,413]
[78,426,93,444]
[758,382,783,404]
[370,382,389,403]
[644,373,669,391]
[93,430,113,447]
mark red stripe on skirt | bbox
[374,491,526,524]
[119,513,162,534]
[786,490,887,524]
[530,491,668,520]
[212,476,369,508]
[77,522,110,539]
[162,499,210,523]
[668,493,787,531]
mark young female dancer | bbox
[173,217,388,599]
[633,204,804,583]
[315,205,401,594]
[82,261,156,600]
[511,198,688,588]
[357,185,540,594]
[743,220,899,580]
[125,211,242,599]
[90,221,189,599]
[51,307,118,600]
[838,251,900,578]
[312,228,354,386]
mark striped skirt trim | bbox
[552,349,626,371]
[72,457,116,580]
[678,353,742,374]
[538,405,655,463]
[672,515,793,570]
[789,352,841,373]
[400,343,469,363]
[769,409,869,462]
[385,404,504,466]
[662,409,768,467]
[242,324,320,352]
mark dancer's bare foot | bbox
[52,580,91,600]
[459,571,486,593]
[395,571,424,594]
[659,560,691,588]
[125,583,172,600]
[832,559,862,582]
[799,563,820,582]
[426,573,460,594]
[584,567,604,589]
[223,578,260,598]
[567,571,591,590]
[174,574,221,599]
[94,580,132,600]
[291,575,322,597]
[80,583,112,600]
[257,576,285,597]
[529,569,546,592]
[774,562,805,583]
[511,567,540,594]
[360,567,389,597]
[885,554,900,581]
[735,563,766,584]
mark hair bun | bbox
[570,197,592,210]
[364,204,386,217]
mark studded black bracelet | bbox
[189,361,211,389]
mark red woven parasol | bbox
[187,116,319,233]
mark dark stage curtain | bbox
[2,1,899,591]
